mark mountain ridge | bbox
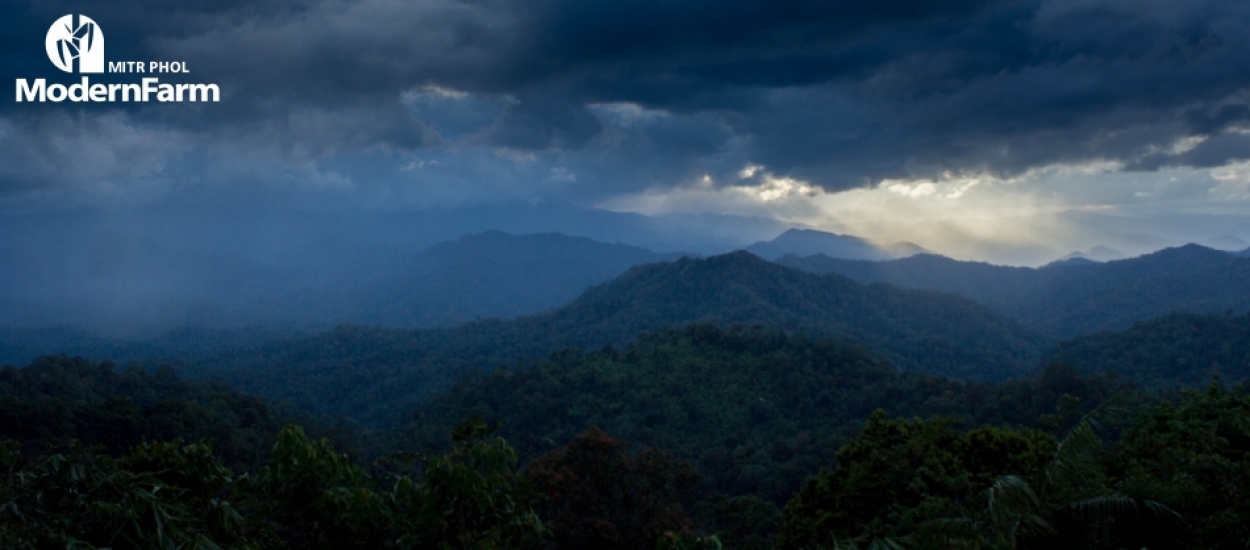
[177,251,1048,426]
[779,244,1250,337]
[745,228,926,261]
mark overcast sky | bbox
[4,0,1250,264]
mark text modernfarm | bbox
[17,77,219,103]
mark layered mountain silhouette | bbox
[779,244,1250,337]
[180,252,1046,426]
[1050,245,1126,264]
[0,231,689,355]
[745,229,926,261]
[322,230,691,327]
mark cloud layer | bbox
[2,0,1249,231]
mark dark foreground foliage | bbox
[4,324,1250,549]
[0,421,546,550]
[394,324,1116,505]
[0,355,355,470]
[778,384,1250,550]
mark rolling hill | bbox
[1041,312,1250,388]
[180,252,1048,426]
[745,229,926,261]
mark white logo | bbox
[46,14,104,74]
[18,15,220,103]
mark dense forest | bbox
[3,332,1249,549]
[0,355,354,469]
[391,324,1114,505]
[1042,312,1250,388]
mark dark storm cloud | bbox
[3,0,1250,200]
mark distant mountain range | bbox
[319,230,690,327]
[169,251,1046,426]
[1052,245,1127,264]
[12,229,1250,428]
[779,244,1250,338]
[0,204,786,336]
[744,229,926,261]
[0,230,690,343]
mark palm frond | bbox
[1060,495,1183,529]
[988,475,1041,519]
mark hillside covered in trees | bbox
[3,331,1249,549]
[779,244,1250,337]
[176,252,1048,426]
[0,355,352,470]
[392,324,1114,504]
[1042,311,1250,388]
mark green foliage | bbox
[525,427,698,550]
[0,440,244,550]
[246,421,545,550]
[693,494,782,550]
[1043,312,1250,388]
[0,419,545,550]
[657,531,724,550]
[776,412,1055,549]
[400,418,546,550]
[246,425,386,549]
[395,325,1110,507]
[778,401,1201,550]
[1110,382,1250,549]
[0,355,347,470]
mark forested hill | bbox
[0,355,351,469]
[779,244,1250,337]
[392,323,1111,505]
[183,251,1047,427]
[0,326,306,370]
[1042,312,1250,388]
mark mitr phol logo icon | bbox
[46,15,104,73]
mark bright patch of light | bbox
[1171,135,1208,155]
[738,164,763,179]
[598,159,1250,265]
[747,175,819,201]
[886,182,936,197]
[408,85,468,99]
[1209,161,1250,200]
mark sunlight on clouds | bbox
[1209,161,1250,200]
[596,167,822,218]
[886,181,936,197]
[748,175,819,201]
[599,160,1250,265]
[739,164,763,179]
[1171,135,1208,155]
